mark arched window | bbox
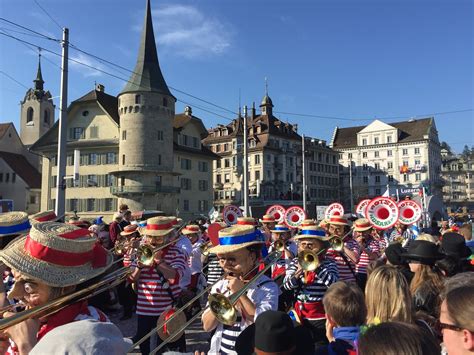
[44,109,50,124]
[135,94,141,104]
[26,107,34,123]
[162,97,168,107]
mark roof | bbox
[0,123,12,139]
[74,89,119,124]
[332,117,434,148]
[120,0,174,98]
[173,143,218,159]
[0,151,41,188]
[173,113,208,138]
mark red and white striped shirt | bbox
[136,246,186,316]
[355,239,381,274]
[326,238,360,282]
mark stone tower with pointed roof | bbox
[20,54,54,146]
[115,0,178,212]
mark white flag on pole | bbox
[382,186,390,197]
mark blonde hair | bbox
[416,233,439,244]
[365,265,414,324]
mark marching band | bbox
[0,197,472,354]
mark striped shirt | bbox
[355,238,381,274]
[189,238,204,275]
[206,253,224,286]
[136,246,186,316]
[283,258,339,302]
[326,238,360,282]
[220,315,242,355]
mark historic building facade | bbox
[30,1,215,221]
[331,118,443,210]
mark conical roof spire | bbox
[120,0,174,97]
[34,52,44,91]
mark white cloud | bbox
[149,4,233,59]
[69,52,105,77]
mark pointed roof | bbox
[34,54,44,91]
[120,0,174,98]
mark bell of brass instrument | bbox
[272,239,285,252]
[329,236,344,252]
[200,242,212,257]
[113,242,127,256]
[137,240,176,267]
[298,250,320,272]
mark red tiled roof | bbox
[0,151,41,188]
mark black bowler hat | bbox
[234,310,314,355]
[385,243,406,266]
[401,240,445,265]
[441,232,472,259]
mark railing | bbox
[110,185,180,195]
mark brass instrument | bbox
[298,248,327,272]
[208,251,282,326]
[328,236,344,252]
[113,240,128,256]
[137,239,175,266]
[272,239,285,252]
[199,241,212,257]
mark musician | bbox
[129,216,187,355]
[0,221,129,354]
[268,224,297,280]
[353,218,381,290]
[259,214,276,246]
[325,217,360,283]
[202,225,279,354]
[283,226,339,346]
[169,217,192,291]
[181,224,205,291]
[204,223,226,288]
[389,221,412,245]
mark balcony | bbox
[110,185,180,195]
[214,182,223,189]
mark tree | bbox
[440,141,452,153]
[462,145,471,157]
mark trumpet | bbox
[208,251,282,326]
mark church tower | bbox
[20,54,55,146]
[115,0,178,212]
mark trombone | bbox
[298,248,327,272]
[136,240,175,267]
[271,239,286,252]
[199,241,213,257]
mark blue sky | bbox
[1,0,472,152]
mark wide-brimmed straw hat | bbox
[182,224,200,235]
[120,224,139,237]
[259,214,276,224]
[401,240,445,265]
[270,224,291,233]
[29,210,59,224]
[0,221,112,287]
[236,217,257,226]
[169,216,183,229]
[209,225,264,254]
[0,212,31,237]
[300,219,316,228]
[294,226,330,241]
[140,216,175,237]
[353,218,373,232]
[328,216,350,226]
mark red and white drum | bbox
[265,205,286,224]
[366,197,399,230]
[222,205,243,225]
[397,200,422,225]
[324,203,345,220]
[355,199,371,219]
[284,206,306,229]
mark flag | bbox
[382,187,390,197]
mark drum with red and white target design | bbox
[397,200,422,225]
[355,199,371,218]
[222,205,243,225]
[284,206,306,229]
[366,197,399,230]
[324,203,344,220]
[265,205,286,224]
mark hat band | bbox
[356,224,371,229]
[0,220,31,235]
[60,228,91,240]
[238,221,255,225]
[300,230,326,236]
[147,222,173,230]
[34,213,57,222]
[274,226,289,231]
[24,235,107,268]
[219,231,260,246]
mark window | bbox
[26,107,34,123]
[363,164,368,170]
[163,97,168,107]
[183,199,189,211]
[181,178,192,190]
[105,175,115,187]
[255,171,260,180]
[51,155,58,166]
[155,176,162,188]
[387,150,392,157]
[89,126,98,139]
[363,176,368,183]
[403,149,408,155]
[216,174,221,183]
[135,94,141,104]
[11,173,16,183]
[44,109,50,124]
[387,136,392,143]
[198,161,208,172]
[387,162,393,169]
[104,198,114,211]
[69,199,78,212]
[415,147,420,155]
[375,188,381,195]
[198,200,209,213]
[374,151,379,158]
[403,160,409,167]
[89,153,98,165]
[106,152,117,164]
[348,153,352,159]
[374,137,379,144]
[0,173,2,182]
[181,158,192,170]
[403,174,409,182]
[122,130,127,141]
[375,163,380,170]
[255,154,261,165]
[388,175,394,182]
[120,176,125,186]
[362,152,368,158]
[362,138,367,146]
[158,155,161,165]
[224,174,230,183]
[216,160,221,169]
[82,110,89,117]
[375,176,381,183]
[198,180,208,191]
[87,175,98,186]
[122,154,126,165]
[224,159,230,168]
[72,127,84,139]
[415,160,421,166]
[157,130,163,141]
[415,173,421,181]
[86,199,96,211]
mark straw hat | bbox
[328,216,349,226]
[353,218,373,232]
[140,216,175,237]
[270,224,291,234]
[170,216,183,229]
[0,221,113,287]
[259,215,276,224]
[0,212,31,237]
[120,224,139,237]
[237,217,257,226]
[29,210,58,224]
[182,224,201,235]
[294,226,330,241]
[209,225,264,254]
[300,219,316,228]
[318,219,329,228]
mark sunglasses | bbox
[438,321,464,332]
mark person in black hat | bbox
[437,232,473,276]
[384,243,413,283]
[234,310,314,355]
[401,240,445,320]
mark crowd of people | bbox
[0,205,472,355]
